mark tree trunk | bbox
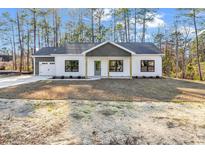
[174,22,179,78]
[165,40,171,77]
[11,24,17,70]
[127,11,130,42]
[17,11,24,73]
[124,11,127,42]
[27,29,30,72]
[44,18,49,47]
[43,27,46,47]
[175,34,179,78]
[53,9,56,47]
[113,9,116,42]
[91,8,94,43]
[182,45,186,79]
[9,37,15,70]
[55,9,59,47]
[141,15,146,43]
[33,9,36,54]
[21,24,25,71]
[98,16,101,42]
[38,28,41,49]
[193,9,203,81]
[47,29,49,47]
[134,9,137,42]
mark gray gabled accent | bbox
[86,42,131,57]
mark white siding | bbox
[55,55,85,76]
[87,56,130,77]
[52,54,162,77]
[132,55,162,77]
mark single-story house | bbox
[32,41,163,78]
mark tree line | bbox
[0,8,204,80]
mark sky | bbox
[0,8,180,51]
[0,8,177,27]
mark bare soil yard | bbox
[1,99,205,144]
[0,78,205,102]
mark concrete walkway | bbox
[0,75,48,89]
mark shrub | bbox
[142,76,146,78]
[52,76,56,79]
[61,75,64,79]
[69,75,73,79]
[135,76,138,79]
[77,76,81,79]
[156,76,160,79]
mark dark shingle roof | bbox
[116,42,161,54]
[33,42,161,56]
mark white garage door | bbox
[39,62,56,76]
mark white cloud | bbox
[129,13,165,29]
[101,8,112,21]
[147,14,165,28]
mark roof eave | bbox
[31,55,52,57]
[133,53,164,56]
[50,54,83,56]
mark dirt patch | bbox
[0,100,75,144]
[1,99,205,144]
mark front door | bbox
[94,61,101,76]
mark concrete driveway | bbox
[0,75,48,89]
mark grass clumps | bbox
[99,108,118,116]
[70,113,84,120]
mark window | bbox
[141,60,155,72]
[109,60,123,72]
[65,60,79,72]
